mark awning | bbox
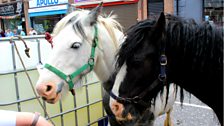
[28,4,67,17]
[29,10,67,17]
[0,14,21,19]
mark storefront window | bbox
[3,18,23,31]
[204,0,223,28]
[31,14,64,34]
[0,1,24,33]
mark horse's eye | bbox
[71,42,81,49]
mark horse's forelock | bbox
[116,20,155,68]
[52,10,89,36]
[52,10,122,47]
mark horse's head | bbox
[108,13,166,125]
[36,3,123,104]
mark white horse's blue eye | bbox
[71,42,81,49]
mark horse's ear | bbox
[155,12,166,31]
[87,2,103,26]
[152,12,166,40]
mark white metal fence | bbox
[0,35,107,126]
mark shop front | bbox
[0,1,25,34]
[28,0,68,34]
[73,0,140,31]
[204,0,223,28]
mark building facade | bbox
[0,0,146,34]
[73,0,141,31]
[0,0,222,36]
[28,0,69,34]
[204,0,223,27]
[174,0,223,26]
[0,0,26,34]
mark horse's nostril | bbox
[49,98,55,101]
[46,85,52,92]
[42,97,47,101]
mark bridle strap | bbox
[110,79,161,107]
[110,55,168,107]
[44,25,98,91]
[109,52,168,107]
[109,32,168,108]
[44,63,90,90]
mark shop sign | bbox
[29,0,68,8]
[0,2,23,16]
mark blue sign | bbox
[29,0,68,8]
[37,0,59,7]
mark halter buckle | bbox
[92,41,97,48]
[160,55,167,65]
[158,74,166,81]
[88,58,95,66]
[132,96,141,104]
[66,76,71,82]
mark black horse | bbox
[104,12,223,126]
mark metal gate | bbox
[0,36,107,126]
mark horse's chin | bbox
[45,93,61,104]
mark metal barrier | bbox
[0,36,107,126]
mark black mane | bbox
[116,19,156,68]
[117,15,223,70]
[165,15,223,74]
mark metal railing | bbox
[0,36,107,126]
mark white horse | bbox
[35,4,175,126]
[36,4,123,103]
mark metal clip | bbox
[88,58,95,66]
[56,82,64,94]
[158,74,166,81]
[160,55,167,65]
[132,96,140,104]
[92,41,97,47]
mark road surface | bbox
[154,90,221,126]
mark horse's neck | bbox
[166,25,222,105]
[170,30,221,71]
[94,28,124,82]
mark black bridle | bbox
[109,54,167,108]
[109,36,167,108]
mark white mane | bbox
[52,10,86,36]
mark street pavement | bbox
[154,90,221,126]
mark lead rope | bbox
[10,36,55,126]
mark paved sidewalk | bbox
[154,91,221,126]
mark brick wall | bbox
[164,0,174,14]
